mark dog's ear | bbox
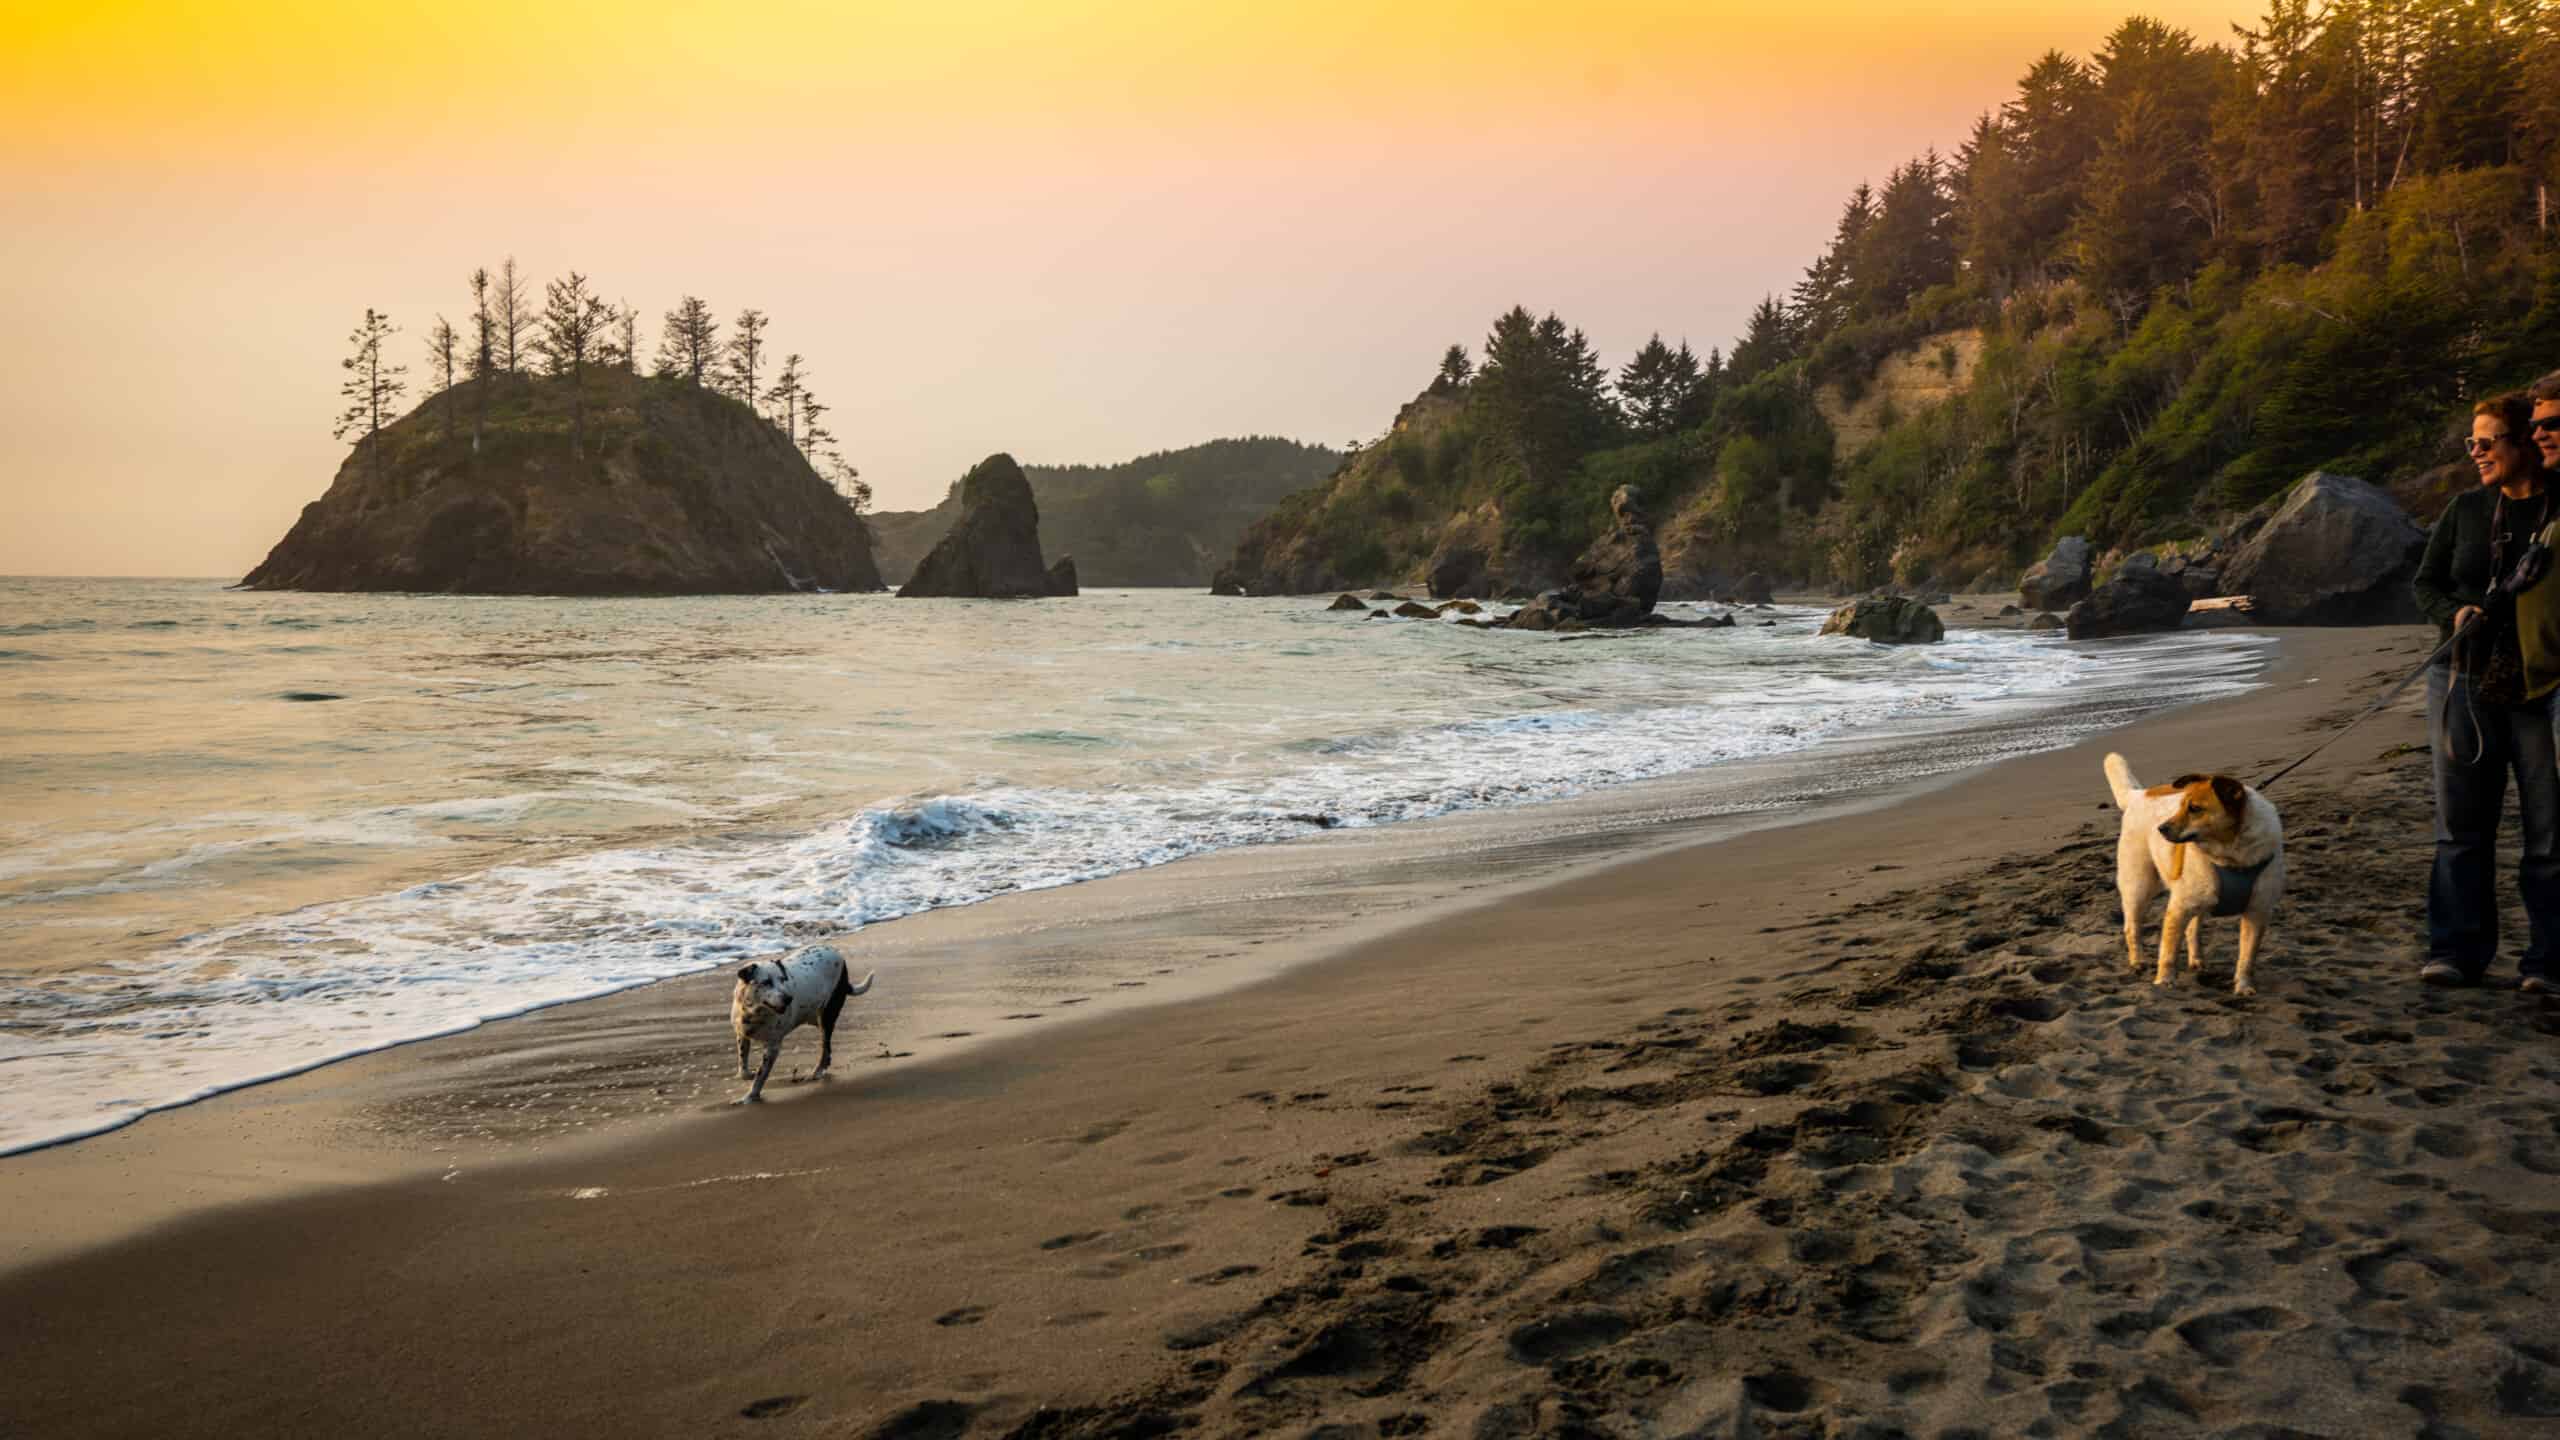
[736,964,758,983]
[2210,775,2248,814]
[2168,773,2207,790]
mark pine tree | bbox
[1469,306,1621,487]
[1724,297,1795,387]
[1960,51,2101,289]
[334,308,407,485]
[1617,334,1706,439]
[466,267,496,458]
[427,314,457,444]
[1433,343,1474,393]
[612,301,639,372]
[654,297,719,385]
[495,256,531,373]
[535,271,616,466]
[1852,153,1959,315]
[826,451,869,513]
[764,352,807,445]
[722,308,768,409]
[1792,182,1876,341]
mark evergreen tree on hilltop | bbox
[655,297,720,386]
[1469,306,1621,488]
[1724,296,1795,387]
[1618,334,1708,439]
[1431,343,1474,393]
[1851,152,1959,318]
[333,308,407,485]
[2221,0,2358,266]
[1792,182,1876,343]
[495,256,531,373]
[722,309,769,412]
[1959,51,2101,290]
[2070,19,2231,319]
[535,271,617,465]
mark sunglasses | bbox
[2470,436,2513,453]
[2536,415,2560,434]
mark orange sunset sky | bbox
[2,0,2267,578]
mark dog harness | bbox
[2206,855,2273,918]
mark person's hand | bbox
[2455,604,2484,631]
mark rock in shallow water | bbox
[898,454,1067,599]
[1819,596,1944,644]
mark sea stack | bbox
[239,370,881,595]
[898,453,1075,598]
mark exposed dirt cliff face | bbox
[241,371,880,595]
[1812,328,1985,458]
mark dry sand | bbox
[9,623,2560,1439]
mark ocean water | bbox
[0,578,2271,1154]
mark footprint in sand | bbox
[933,1305,989,1328]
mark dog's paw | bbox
[2232,982,2257,998]
[734,1093,765,1106]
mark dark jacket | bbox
[2414,485,2552,651]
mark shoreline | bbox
[3,587,2225,1163]
[21,624,2555,1438]
[1,600,2263,1262]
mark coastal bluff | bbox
[240,370,881,595]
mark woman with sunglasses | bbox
[2411,392,2560,992]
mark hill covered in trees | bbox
[1221,0,2560,597]
[248,263,881,594]
[243,367,880,594]
[869,437,1340,587]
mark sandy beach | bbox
[10,619,2560,1439]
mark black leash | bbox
[2253,618,2473,792]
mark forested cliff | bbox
[1221,0,2560,597]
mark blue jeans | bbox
[2428,666,2560,979]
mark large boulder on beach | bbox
[2214,471,2425,625]
[2018,536,2093,611]
[2064,553,2189,638]
[1820,596,1944,644]
[1729,571,1775,605]
[899,454,1064,599]
[1046,555,1079,596]
[1328,593,1369,612]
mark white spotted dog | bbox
[2103,753,2286,996]
[730,944,876,1103]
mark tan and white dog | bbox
[730,943,875,1103]
[2103,753,2285,996]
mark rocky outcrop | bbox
[240,371,880,595]
[1046,555,1079,597]
[1328,593,1369,612]
[1819,596,1944,644]
[1501,487,1664,631]
[2065,554,2189,638]
[898,455,1068,599]
[2213,471,2425,625]
[2018,536,2093,611]
[867,437,1337,588]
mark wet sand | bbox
[10,623,2560,1438]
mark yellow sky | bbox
[1,0,2267,576]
